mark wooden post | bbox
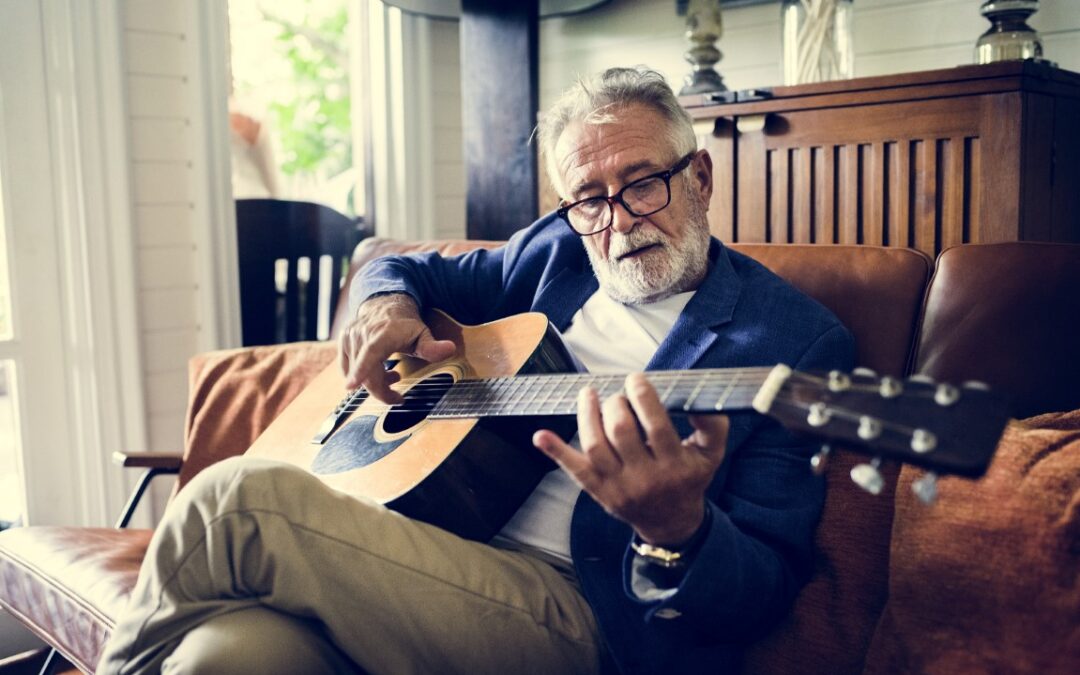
[460,0,539,240]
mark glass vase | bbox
[782,0,854,86]
[975,0,1043,64]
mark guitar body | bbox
[246,310,577,541]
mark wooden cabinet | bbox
[681,62,1080,255]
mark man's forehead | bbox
[555,110,674,193]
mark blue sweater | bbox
[351,213,855,674]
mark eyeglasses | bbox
[556,153,695,236]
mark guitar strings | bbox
[337,383,767,415]
[340,367,777,395]
[328,368,777,415]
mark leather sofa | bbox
[1,239,1078,674]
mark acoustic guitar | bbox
[246,309,1010,541]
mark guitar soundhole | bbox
[382,372,454,434]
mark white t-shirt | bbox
[495,289,695,561]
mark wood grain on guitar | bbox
[246,310,1010,541]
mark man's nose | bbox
[610,200,637,234]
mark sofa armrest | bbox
[112,451,183,470]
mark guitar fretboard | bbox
[428,368,774,417]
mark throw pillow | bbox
[864,409,1080,673]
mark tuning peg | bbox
[827,371,851,391]
[934,383,960,406]
[810,444,831,475]
[857,416,883,440]
[807,402,831,427]
[911,429,937,454]
[912,471,939,505]
[908,374,935,384]
[852,367,878,378]
[850,457,885,496]
[962,380,990,391]
[878,377,903,398]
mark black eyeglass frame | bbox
[556,152,697,236]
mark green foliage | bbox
[259,2,351,180]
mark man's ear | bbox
[691,149,714,205]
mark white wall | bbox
[122,1,205,460]
[430,18,467,239]
[539,0,1080,106]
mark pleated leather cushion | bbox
[0,527,151,673]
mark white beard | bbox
[585,195,711,305]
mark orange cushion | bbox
[180,341,337,492]
[864,410,1080,673]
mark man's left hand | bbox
[533,373,729,548]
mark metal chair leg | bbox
[114,467,172,529]
[37,648,59,675]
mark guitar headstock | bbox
[766,368,1010,480]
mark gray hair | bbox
[537,66,697,195]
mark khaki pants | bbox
[97,457,602,675]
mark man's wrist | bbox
[631,506,712,569]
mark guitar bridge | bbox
[311,390,361,444]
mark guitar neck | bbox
[429,367,775,418]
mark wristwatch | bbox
[630,539,689,568]
[630,507,713,569]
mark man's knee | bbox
[161,607,356,675]
[171,456,306,518]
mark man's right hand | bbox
[337,294,457,403]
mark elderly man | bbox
[99,67,853,675]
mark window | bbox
[0,137,25,530]
[228,0,366,217]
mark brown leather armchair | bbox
[1,240,1077,674]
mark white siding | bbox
[538,0,1080,105]
[122,0,200,456]
[429,18,467,239]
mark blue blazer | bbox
[351,214,855,674]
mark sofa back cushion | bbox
[863,409,1080,674]
[914,242,1080,418]
[733,244,932,675]
[730,244,931,377]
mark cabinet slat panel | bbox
[941,137,965,250]
[838,145,859,244]
[913,140,938,255]
[768,148,790,243]
[967,137,981,244]
[886,141,910,247]
[737,133,768,243]
[793,146,812,244]
[864,143,885,245]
